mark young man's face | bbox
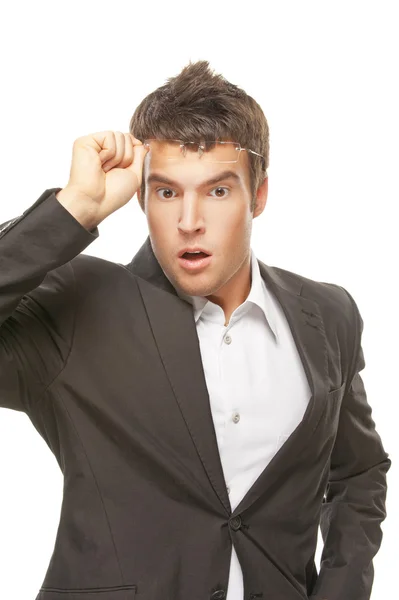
[137,141,268,317]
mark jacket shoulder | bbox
[269,264,362,383]
[268,263,361,356]
[270,264,356,318]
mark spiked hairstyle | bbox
[129,60,270,212]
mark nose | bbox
[177,195,205,235]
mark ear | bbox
[253,176,268,218]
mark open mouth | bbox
[181,251,210,261]
[178,252,212,271]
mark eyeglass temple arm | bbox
[246,149,267,173]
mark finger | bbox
[90,131,117,164]
[125,143,149,183]
[129,133,144,146]
[102,131,126,172]
[117,133,135,169]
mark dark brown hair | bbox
[129,60,269,212]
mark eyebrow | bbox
[146,169,242,188]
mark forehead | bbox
[143,140,251,188]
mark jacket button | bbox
[229,515,242,531]
[210,590,226,600]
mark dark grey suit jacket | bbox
[0,187,391,600]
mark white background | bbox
[0,1,397,598]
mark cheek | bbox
[147,205,169,233]
[223,207,252,236]
[147,210,175,255]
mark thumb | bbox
[127,144,149,183]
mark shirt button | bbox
[224,335,232,344]
[232,412,240,423]
[227,486,230,494]
[229,515,242,531]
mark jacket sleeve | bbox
[309,287,392,600]
[0,187,99,413]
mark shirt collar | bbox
[175,248,278,339]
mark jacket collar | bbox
[123,235,329,517]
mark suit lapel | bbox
[125,237,329,517]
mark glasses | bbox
[143,138,266,172]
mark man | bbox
[0,60,391,600]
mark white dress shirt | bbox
[175,248,312,600]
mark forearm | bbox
[0,187,99,411]
[310,455,390,600]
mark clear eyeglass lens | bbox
[144,139,240,163]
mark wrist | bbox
[55,187,101,231]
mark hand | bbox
[61,131,149,224]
